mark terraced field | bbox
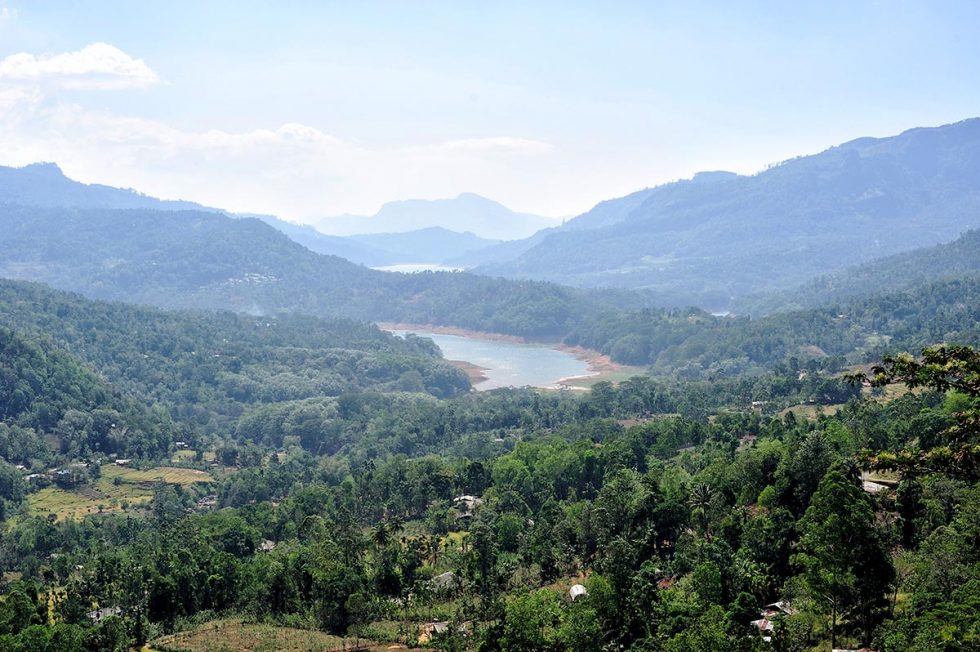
[28,464,214,521]
[152,618,424,652]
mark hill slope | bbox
[0,279,470,429]
[0,162,213,211]
[735,228,980,316]
[476,119,980,307]
[349,227,499,265]
[0,163,496,268]
[0,203,614,338]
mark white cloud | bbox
[0,7,16,21]
[418,136,553,156]
[0,44,570,217]
[0,89,559,218]
[0,42,159,89]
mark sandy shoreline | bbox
[379,322,530,344]
[379,322,627,387]
[447,359,490,385]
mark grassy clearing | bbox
[863,382,920,402]
[171,449,198,463]
[780,381,921,421]
[559,367,646,390]
[151,618,424,652]
[28,486,146,520]
[28,464,213,521]
[779,403,844,420]
[100,464,211,485]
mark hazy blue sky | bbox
[0,1,977,221]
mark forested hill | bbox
[0,324,183,466]
[566,276,980,375]
[0,279,470,436]
[476,118,980,306]
[735,228,980,316]
[0,203,613,338]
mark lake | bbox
[372,263,464,273]
[389,329,595,390]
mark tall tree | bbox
[794,468,894,648]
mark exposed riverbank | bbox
[448,359,490,385]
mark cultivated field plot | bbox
[28,464,213,521]
[101,464,212,485]
[152,618,424,652]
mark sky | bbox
[0,1,978,222]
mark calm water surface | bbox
[372,263,463,273]
[391,330,595,390]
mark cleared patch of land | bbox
[779,381,921,421]
[557,366,646,390]
[101,464,211,485]
[28,464,213,521]
[152,618,424,652]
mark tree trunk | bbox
[831,600,837,650]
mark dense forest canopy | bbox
[0,340,976,651]
[0,257,976,651]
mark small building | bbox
[454,495,484,512]
[418,621,449,644]
[114,459,132,466]
[196,495,218,510]
[259,540,277,553]
[569,584,588,601]
[762,600,797,617]
[431,571,457,591]
[87,606,122,623]
[750,617,774,643]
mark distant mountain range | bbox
[253,215,500,267]
[315,192,557,240]
[2,118,979,322]
[0,163,522,267]
[472,119,980,308]
[0,143,976,370]
[0,199,627,338]
[0,162,214,212]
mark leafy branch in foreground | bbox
[849,345,980,479]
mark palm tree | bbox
[427,536,441,566]
[688,483,715,539]
[388,514,405,535]
[371,522,391,549]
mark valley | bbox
[0,17,977,650]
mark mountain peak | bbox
[691,171,738,183]
[317,193,553,240]
[19,162,67,178]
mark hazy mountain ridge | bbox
[0,203,628,338]
[476,119,980,306]
[248,214,397,267]
[0,162,215,212]
[350,227,499,266]
[254,217,501,267]
[0,163,506,269]
[316,192,557,240]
